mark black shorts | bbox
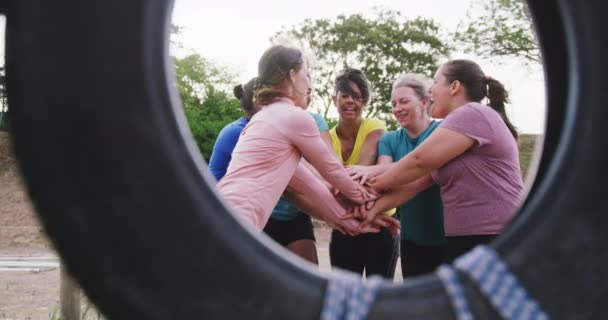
[329,228,399,278]
[263,214,315,247]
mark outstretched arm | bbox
[347,155,394,184]
[372,128,474,191]
[356,129,385,165]
[286,113,370,204]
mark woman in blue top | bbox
[348,74,445,278]
[208,78,259,181]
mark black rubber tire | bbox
[3,0,608,319]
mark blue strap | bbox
[321,271,384,320]
[437,266,475,320]
[437,245,549,320]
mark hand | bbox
[346,165,375,185]
[367,176,387,194]
[356,182,379,202]
[366,215,400,237]
[354,196,384,229]
[343,199,375,220]
[339,217,381,235]
[333,218,365,236]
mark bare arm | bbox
[289,121,368,204]
[347,155,394,183]
[372,128,475,191]
[300,129,334,186]
[356,129,385,165]
[377,155,394,166]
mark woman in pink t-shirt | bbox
[217,45,397,235]
[360,60,524,263]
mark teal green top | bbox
[378,120,446,244]
[270,112,329,221]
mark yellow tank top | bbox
[329,118,396,216]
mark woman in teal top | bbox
[348,74,445,278]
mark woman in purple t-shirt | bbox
[365,59,524,263]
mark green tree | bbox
[183,88,242,161]
[171,27,243,161]
[173,54,235,108]
[173,53,242,160]
[274,9,450,129]
[454,0,540,64]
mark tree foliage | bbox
[173,54,236,109]
[173,53,241,161]
[274,9,450,129]
[182,89,242,161]
[454,0,540,64]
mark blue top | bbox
[208,113,329,221]
[378,120,445,244]
[310,112,329,131]
[208,117,249,181]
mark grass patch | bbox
[519,134,540,177]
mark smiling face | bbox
[391,86,429,129]
[334,81,365,121]
[429,65,454,119]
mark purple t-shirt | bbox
[431,103,524,236]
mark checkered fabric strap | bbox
[437,245,549,320]
[321,271,384,320]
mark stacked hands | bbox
[327,165,399,237]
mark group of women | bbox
[208,45,524,279]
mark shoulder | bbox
[380,129,400,142]
[308,112,323,121]
[263,101,312,122]
[362,118,387,131]
[268,103,318,134]
[308,112,329,131]
[360,118,387,141]
[429,120,442,130]
[217,118,247,140]
[448,103,493,120]
[440,103,495,145]
[442,103,492,127]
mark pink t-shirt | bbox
[217,98,365,229]
[431,103,524,236]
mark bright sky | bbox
[171,0,546,134]
[0,2,546,133]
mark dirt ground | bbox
[0,132,401,320]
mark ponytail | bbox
[444,60,518,140]
[234,77,258,118]
[253,78,286,107]
[486,77,518,140]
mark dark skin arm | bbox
[356,129,385,166]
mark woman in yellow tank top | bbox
[328,68,399,279]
